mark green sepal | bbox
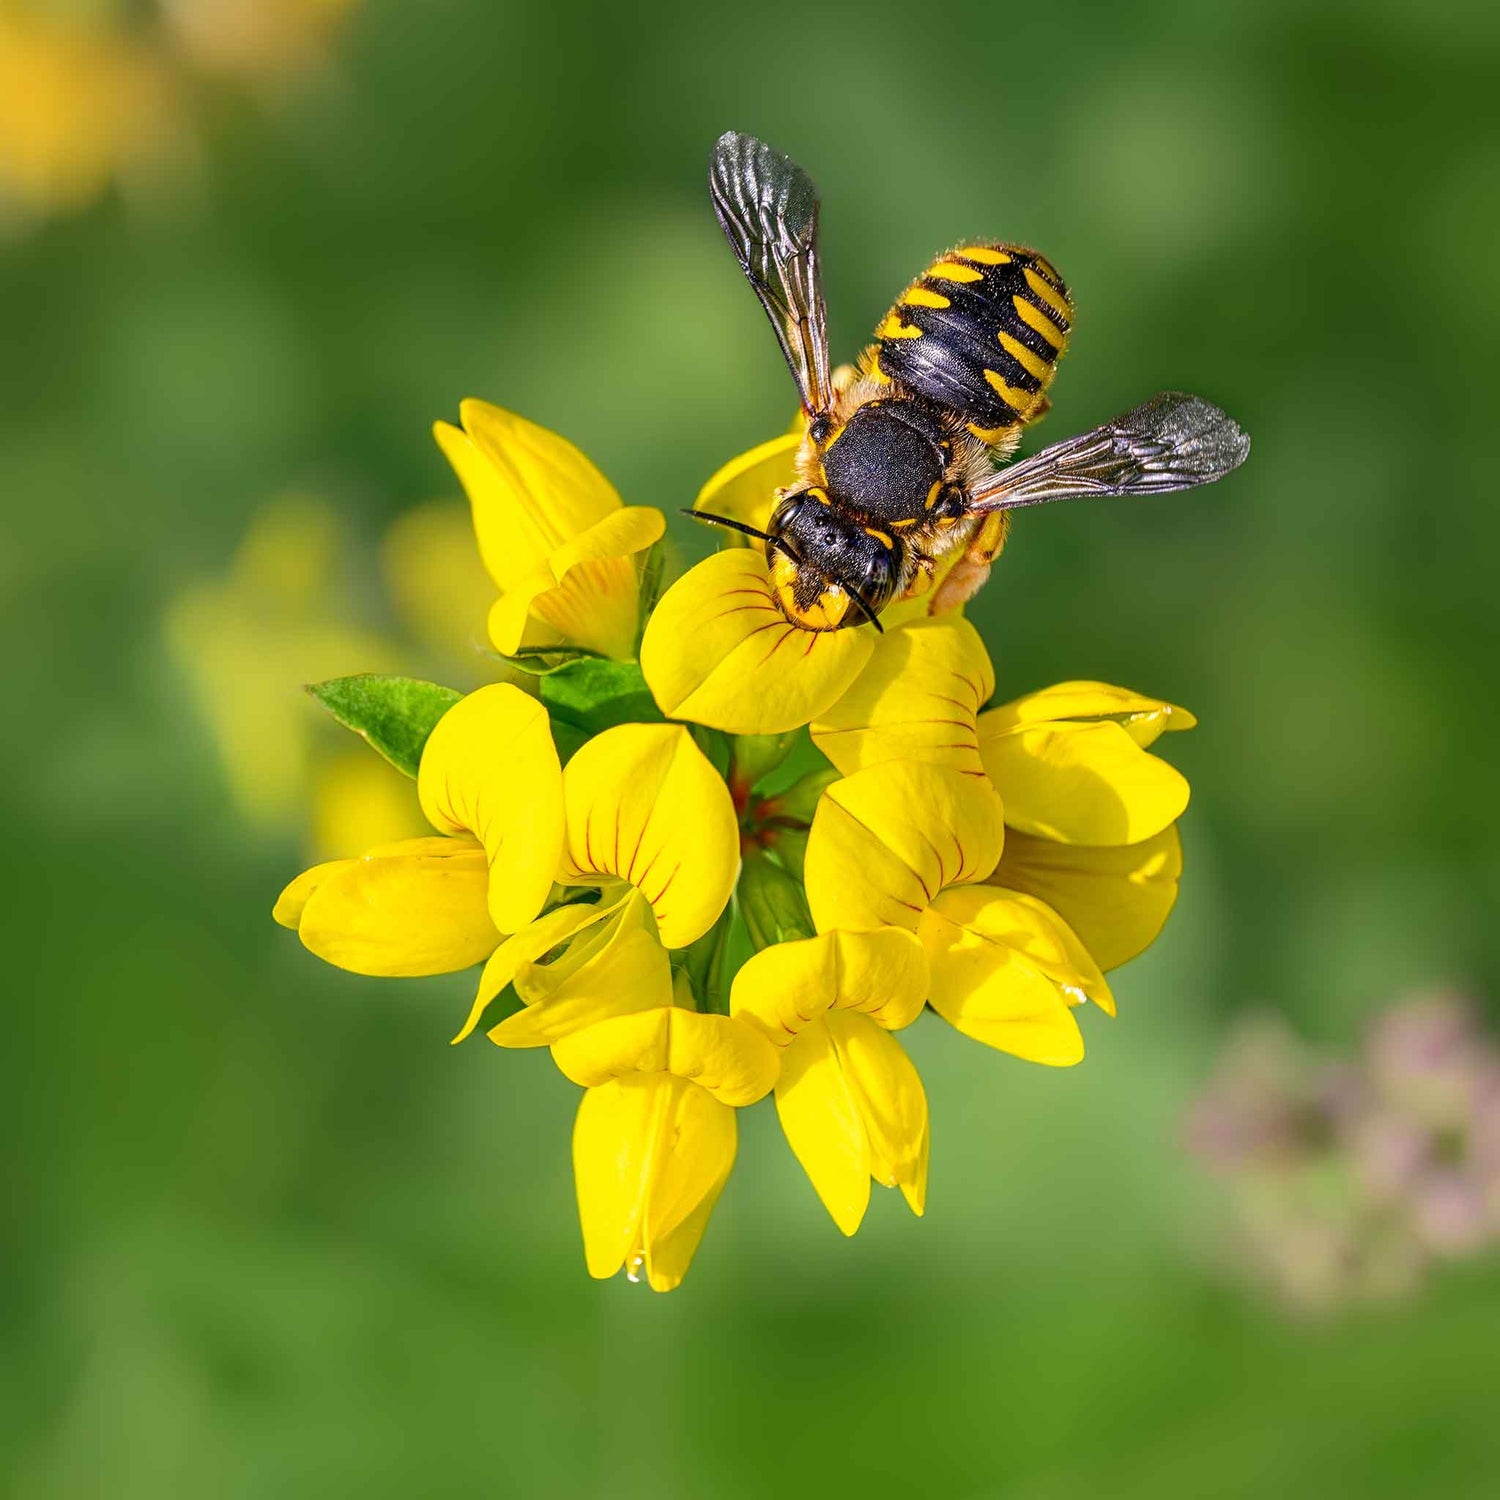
[675,906,736,1015]
[498,644,608,677]
[537,657,664,741]
[728,731,801,796]
[635,540,669,630]
[771,764,840,824]
[737,848,816,950]
[306,674,463,778]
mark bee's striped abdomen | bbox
[874,244,1072,442]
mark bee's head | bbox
[765,489,902,632]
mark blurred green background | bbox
[4,0,1499,1494]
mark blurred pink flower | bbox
[1186,991,1500,1313]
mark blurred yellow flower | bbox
[0,11,171,221]
[733,927,930,1233]
[166,496,405,836]
[434,400,665,660]
[553,1006,778,1291]
[310,745,431,861]
[160,0,360,81]
[379,498,501,685]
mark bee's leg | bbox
[899,552,936,601]
[930,512,1010,614]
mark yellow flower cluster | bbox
[274,401,1192,1290]
[0,1,360,225]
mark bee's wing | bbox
[710,131,832,417]
[968,392,1250,512]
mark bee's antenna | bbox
[683,508,805,565]
[683,507,779,546]
[682,508,882,633]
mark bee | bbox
[689,130,1251,631]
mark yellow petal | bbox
[731,927,930,1044]
[434,400,621,588]
[559,724,739,949]
[918,885,1103,1063]
[824,1008,929,1216]
[773,1020,872,1235]
[274,836,498,977]
[452,899,610,1043]
[811,616,995,777]
[417,684,564,933]
[273,859,347,928]
[982,680,1196,748]
[980,718,1188,845]
[694,431,802,538]
[485,506,665,660]
[804,761,1005,933]
[551,1007,779,1107]
[640,549,875,734]
[490,889,673,1048]
[993,826,1182,973]
[572,1072,736,1291]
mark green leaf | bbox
[306,674,463,778]
[537,657,663,740]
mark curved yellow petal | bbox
[273,836,498,977]
[982,680,1196,747]
[452,899,611,1043]
[773,1020,872,1235]
[825,1008,929,1217]
[435,401,660,659]
[927,882,1112,1010]
[804,761,1005,933]
[489,889,673,1048]
[993,826,1182,973]
[918,885,1105,1063]
[551,1008,778,1108]
[417,684,564,934]
[730,927,930,1045]
[640,549,875,734]
[811,616,995,777]
[485,505,665,659]
[694,431,802,538]
[572,1072,736,1291]
[434,400,620,587]
[980,717,1188,846]
[559,724,739,949]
